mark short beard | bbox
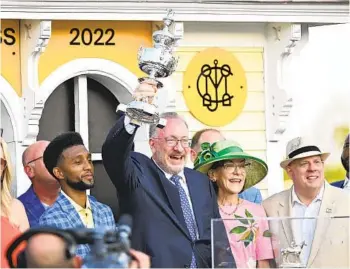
[66,178,94,191]
[153,154,184,175]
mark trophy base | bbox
[138,77,163,89]
[280,263,306,268]
[117,101,167,128]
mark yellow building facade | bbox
[0,1,348,211]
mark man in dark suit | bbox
[102,81,234,268]
[331,134,349,190]
[190,128,263,204]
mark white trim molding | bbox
[24,58,139,146]
[28,20,52,91]
[1,1,349,23]
[263,23,309,195]
[0,76,22,142]
[0,76,27,196]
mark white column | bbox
[264,23,309,196]
[74,75,89,149]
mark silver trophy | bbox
[117,9,181,128]
[280,241,306,268]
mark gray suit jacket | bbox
[263,182,350,268]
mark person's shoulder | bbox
[328,183,349,198]
[241,186,261,197]
[330,180,345,188]
[243,186,260,194]
[39,201,62,224]
[11,199,30,230]
[263,189,289,206]
[89,196,112,211]
[17,186,32,202]
[10,198,26,213]
[130,151,152,164]
[185,167,208,180]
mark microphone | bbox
[65,228,95,245]
[102,214,132,268]
[117,214,133,249]
[83,214,133,268]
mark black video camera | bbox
[6,214,132,268]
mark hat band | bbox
[288,146,321,159]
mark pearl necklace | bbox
[219,199,241,216]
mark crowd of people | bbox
[1,81,349,268]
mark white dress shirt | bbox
[343,176,350,190]
[291,184,324,266]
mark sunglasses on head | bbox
[26,156,43,166]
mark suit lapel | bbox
[57,193,85,228]
[90,197,100,226]
[140,163,191,240]
[185,168,204,237]
[156,171,188,233]
[277,189,294,245]
[307,184,335,267]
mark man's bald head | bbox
[25,233,79,268]
[22,141,50,166]
[22,141,58,185]
[190,129,225,162]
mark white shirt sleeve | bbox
[124,115,137,134]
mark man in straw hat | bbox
[263,136,350,268]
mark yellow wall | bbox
[39,21,153,84]
[175,46,267,190]
[0,20,21,96]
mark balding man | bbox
[25,233,81,268]
[24,233,150,268]
[18,141,60,227]
[190,128,263,204]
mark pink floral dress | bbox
[219,200,274,268]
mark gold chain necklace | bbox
[219,199,241,216]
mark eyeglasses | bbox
[26,156,43,165]
[212,161,250,172]
[152,137,191,148]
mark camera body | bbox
[6,215,132,268]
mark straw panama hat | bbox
[280,136,330,169]
[194,140,268,192]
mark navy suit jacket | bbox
[239,187,262,204]
[18,185,46,227]
[331,180,345,189]
[102,116,235,268]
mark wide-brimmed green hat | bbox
[194,140,268,191]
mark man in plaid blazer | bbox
[39,132,115,258]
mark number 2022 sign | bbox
[69,28,115,46]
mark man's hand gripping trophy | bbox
[117,9,181,128]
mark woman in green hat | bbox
[194,140,274,268]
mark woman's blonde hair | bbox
[0,137,14,219]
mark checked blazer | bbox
[39,192,115,258]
